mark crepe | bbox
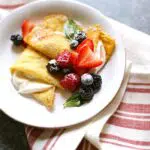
[33,86,55,108]
[10,47,62,89]
[86,24,115,60]
[43,14,68,32]
[24,14,71,59]
[24,26,71,59]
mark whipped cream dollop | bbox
[90,41,106,73]
[12,72,53,94]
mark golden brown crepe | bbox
[10,47,62,89]
[24,26,71,59]
[86,24,115,60]
[43,14,68,32]
[33,86,55,108]
[24,14,70,59]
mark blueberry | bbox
[81,73,93,86]
[91,74,102,93]
[10,34,23,46]
[75,31,86,43]
[62,68,72,74]
[46,59,61,73]
[70,40,79,49]
[79,86,94,101]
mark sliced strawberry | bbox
[76,39,94,53]
[73,66,89,76]
[70,51,79,65]
[77,46,91,65]
[77,46,103,68]
[21,20,35,39]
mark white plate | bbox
[0,0,125,128]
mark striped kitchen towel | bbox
[85,65,150,150]
[0,1,150,150]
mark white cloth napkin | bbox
[0,1,150,150]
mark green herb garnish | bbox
[64,19,81,40]
[63,93,83,108]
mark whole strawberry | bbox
[60,73,80,91]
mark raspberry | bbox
[60,73,80,91]
[56,50,71,68]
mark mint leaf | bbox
[64,19,81,40]
[63,98,81,108]
[63,93,82,108]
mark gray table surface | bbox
[1,0,150,150]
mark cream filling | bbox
[12,72,53,94]
[90,41,106,73]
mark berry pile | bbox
[79,73,102,101]
[46,51,72,75]
[63,73,102,108]
[45,24,103,107]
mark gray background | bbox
[1,0,150,149]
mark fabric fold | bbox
[85,61,132,149]
[98,65,150,150]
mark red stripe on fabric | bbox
[0,3,24,9]
[115,112,150,119]
[128,82,150,86]
[126,87,150,93]
[118,102,150,113]
[28,128,44,149]
[43,129,59,150]
[100,140,145,150]
[100,133,150,146]
[49,129,65,150]
[107,116,150,130]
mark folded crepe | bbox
[10,47,62,89]
[24,14,71,59]
[32,86,55,108]
[12,71,56,108]
[10,47,63,108]
[86,24,115,60]
[24,26,71,59]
